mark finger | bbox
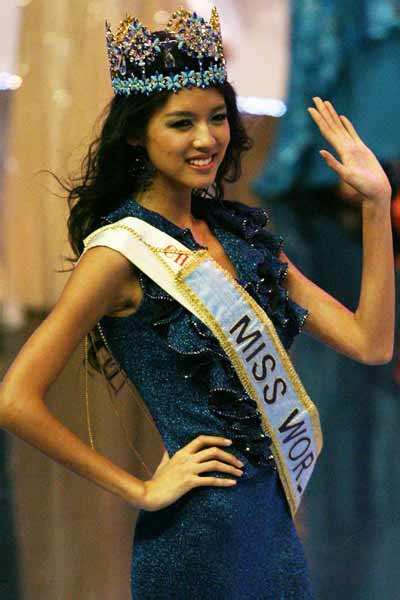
[192,476,237,487]
[196,447,243,467]
[339,115,363,143]
[312,97,339,131]
[184,435,232,454]
[195,460,243,476]
[308,108,338,146]
[319,150,347,177]
[324,101,351,137]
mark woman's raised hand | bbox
[308,97,391,204]
[141,435,244,512]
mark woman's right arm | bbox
[0,246,149,510]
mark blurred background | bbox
[0,1,399,598]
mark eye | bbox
[212,112,227,122]
[170,119,192,129]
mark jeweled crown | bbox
[105,7,227,96]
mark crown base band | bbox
[112,64,227,96]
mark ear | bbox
[126,136,140,147]
[126,131,146,146]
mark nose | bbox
[192,123,217,151]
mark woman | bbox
[0,7,394,599]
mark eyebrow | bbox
[164,104,227,118]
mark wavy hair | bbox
[51,78,252,374]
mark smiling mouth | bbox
[186,154,217,169]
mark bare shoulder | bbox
[1,245,140,401]
[73,245,140,315]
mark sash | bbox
[80,216,323,517]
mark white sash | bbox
[80,216,323,517]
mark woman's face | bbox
[143,86,231,192]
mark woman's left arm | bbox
[280,97,395,366]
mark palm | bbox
[308,98,391,202]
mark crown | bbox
[105,7,227,96]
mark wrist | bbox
[140,480,155,511]
[117,471,150,510]
[362,193,391,217]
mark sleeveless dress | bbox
[97,195,315,599]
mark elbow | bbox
[361,346,394,366]
[0,381,46,429]
[0,383,15,428]
[0,382,22,429]
[0,383,12,428]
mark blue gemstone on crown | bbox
[111,64,227,97]
[105,6,227,97]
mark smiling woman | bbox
[0,5,395,600]
[130,87,231,207]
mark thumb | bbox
[154,449,170,475]
[319,150,346,177]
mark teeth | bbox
[188,156,213,166]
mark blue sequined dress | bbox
[98,195,315,599]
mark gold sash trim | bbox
[81,217,323,517]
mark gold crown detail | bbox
[105,6,227,96]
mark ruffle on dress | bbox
[100,197,309,467]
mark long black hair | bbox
[60,79,252,262]
[51,70,252,374]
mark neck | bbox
[136,178,199,230]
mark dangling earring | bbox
[128,145,156,190]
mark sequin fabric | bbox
[98,196,315,599]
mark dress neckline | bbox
[121,195,240,280]
[100,194,310,349]
[125,193,217,236]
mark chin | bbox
[166,170,218,191]
[186,175,217,189]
